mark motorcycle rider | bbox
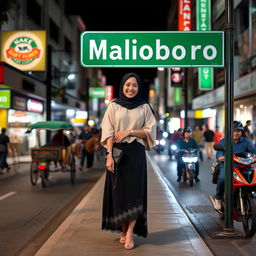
[176,127,200,182]
[210,121,256,211]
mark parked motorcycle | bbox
[213,144,256,238]
[180,148,199,186]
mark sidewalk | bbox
[35,155,213,256]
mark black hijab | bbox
[114,73,147,110]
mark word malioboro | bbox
[89,39,217,61]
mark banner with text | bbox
[197,0,213,90]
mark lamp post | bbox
[45,45,52,143]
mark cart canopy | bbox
[26,121,73,133]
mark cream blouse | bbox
[101,102,156,150]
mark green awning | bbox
[26,121,73,133]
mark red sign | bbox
[178,0,192,31]
[171,73,182,83]
[105,86,114,101]
[0,62,4,83]
[27,99,43,113]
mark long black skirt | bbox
[102,141,148,238]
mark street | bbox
[152,149,256,256]
[0,160,105,256]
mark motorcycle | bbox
[180,148,199,186]
[168,143,177,159]
[213,144,256,238]
[155,138,166,154]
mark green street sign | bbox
[0,90,11,108]
[80,31,224,67]
[198,67,213,90]
[174,87,182,105]
[197,0,213,90]
[89,88,106,98]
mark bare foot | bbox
[124,232,134,250]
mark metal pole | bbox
[224,0,234,232]
[46,45,52,143]
[183,68,188,127]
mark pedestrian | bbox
[101,73,156,250]
[78,124,92,171]
[191,125,204,161]
[0,128,15,174]
[203,125,215,160]
[214,126,223,145]
[244,120,252,141]
[84,128,101,168]
[51,129,71,167]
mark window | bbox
[64,36,72,54]
[49,18,59,43]
[26,0,41,26]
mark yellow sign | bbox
[1,31,46,71]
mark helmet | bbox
[183,127,192,133]
[233,121,243,130]
[177,128,183,133]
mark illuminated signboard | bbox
[1,31,46,71]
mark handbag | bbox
[112,147,124,166]
[112,147,124,190]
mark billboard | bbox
[1,31,46,71]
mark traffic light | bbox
[171,68,183,87]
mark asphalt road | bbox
[152,150,256,256]
[0,159,105,256]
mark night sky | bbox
[65,0,172,86]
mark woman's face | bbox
[123,77,139,98]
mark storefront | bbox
[0,87,11,129]
[8,92,45,155]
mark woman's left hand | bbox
[114,130,130,143]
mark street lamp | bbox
[67,73,76,80]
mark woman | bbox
[101,73,156,250]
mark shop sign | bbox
[89,88,106,98]
[178,0,192,31]
[27,99,43,113]
[80,32,224,67]
[197,0,213,90]
[0,90,11,108]
[174,88,182,105]
[13,96,27,111]
[1,31,46,71]
[105,86,114,101]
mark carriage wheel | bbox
[70,155,76,184]
[30,161,38,185]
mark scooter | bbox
[155,138,166,154]
[168,143,177,160]
[213,144,256,238]
[181,148,199,186]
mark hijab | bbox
[113,73,147,110]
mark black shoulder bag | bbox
[112,147,124,189]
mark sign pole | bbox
[224,0,235,234]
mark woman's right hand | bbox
[106,155,115,173]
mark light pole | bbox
[45,45,52,143]
[223,0,235,234]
